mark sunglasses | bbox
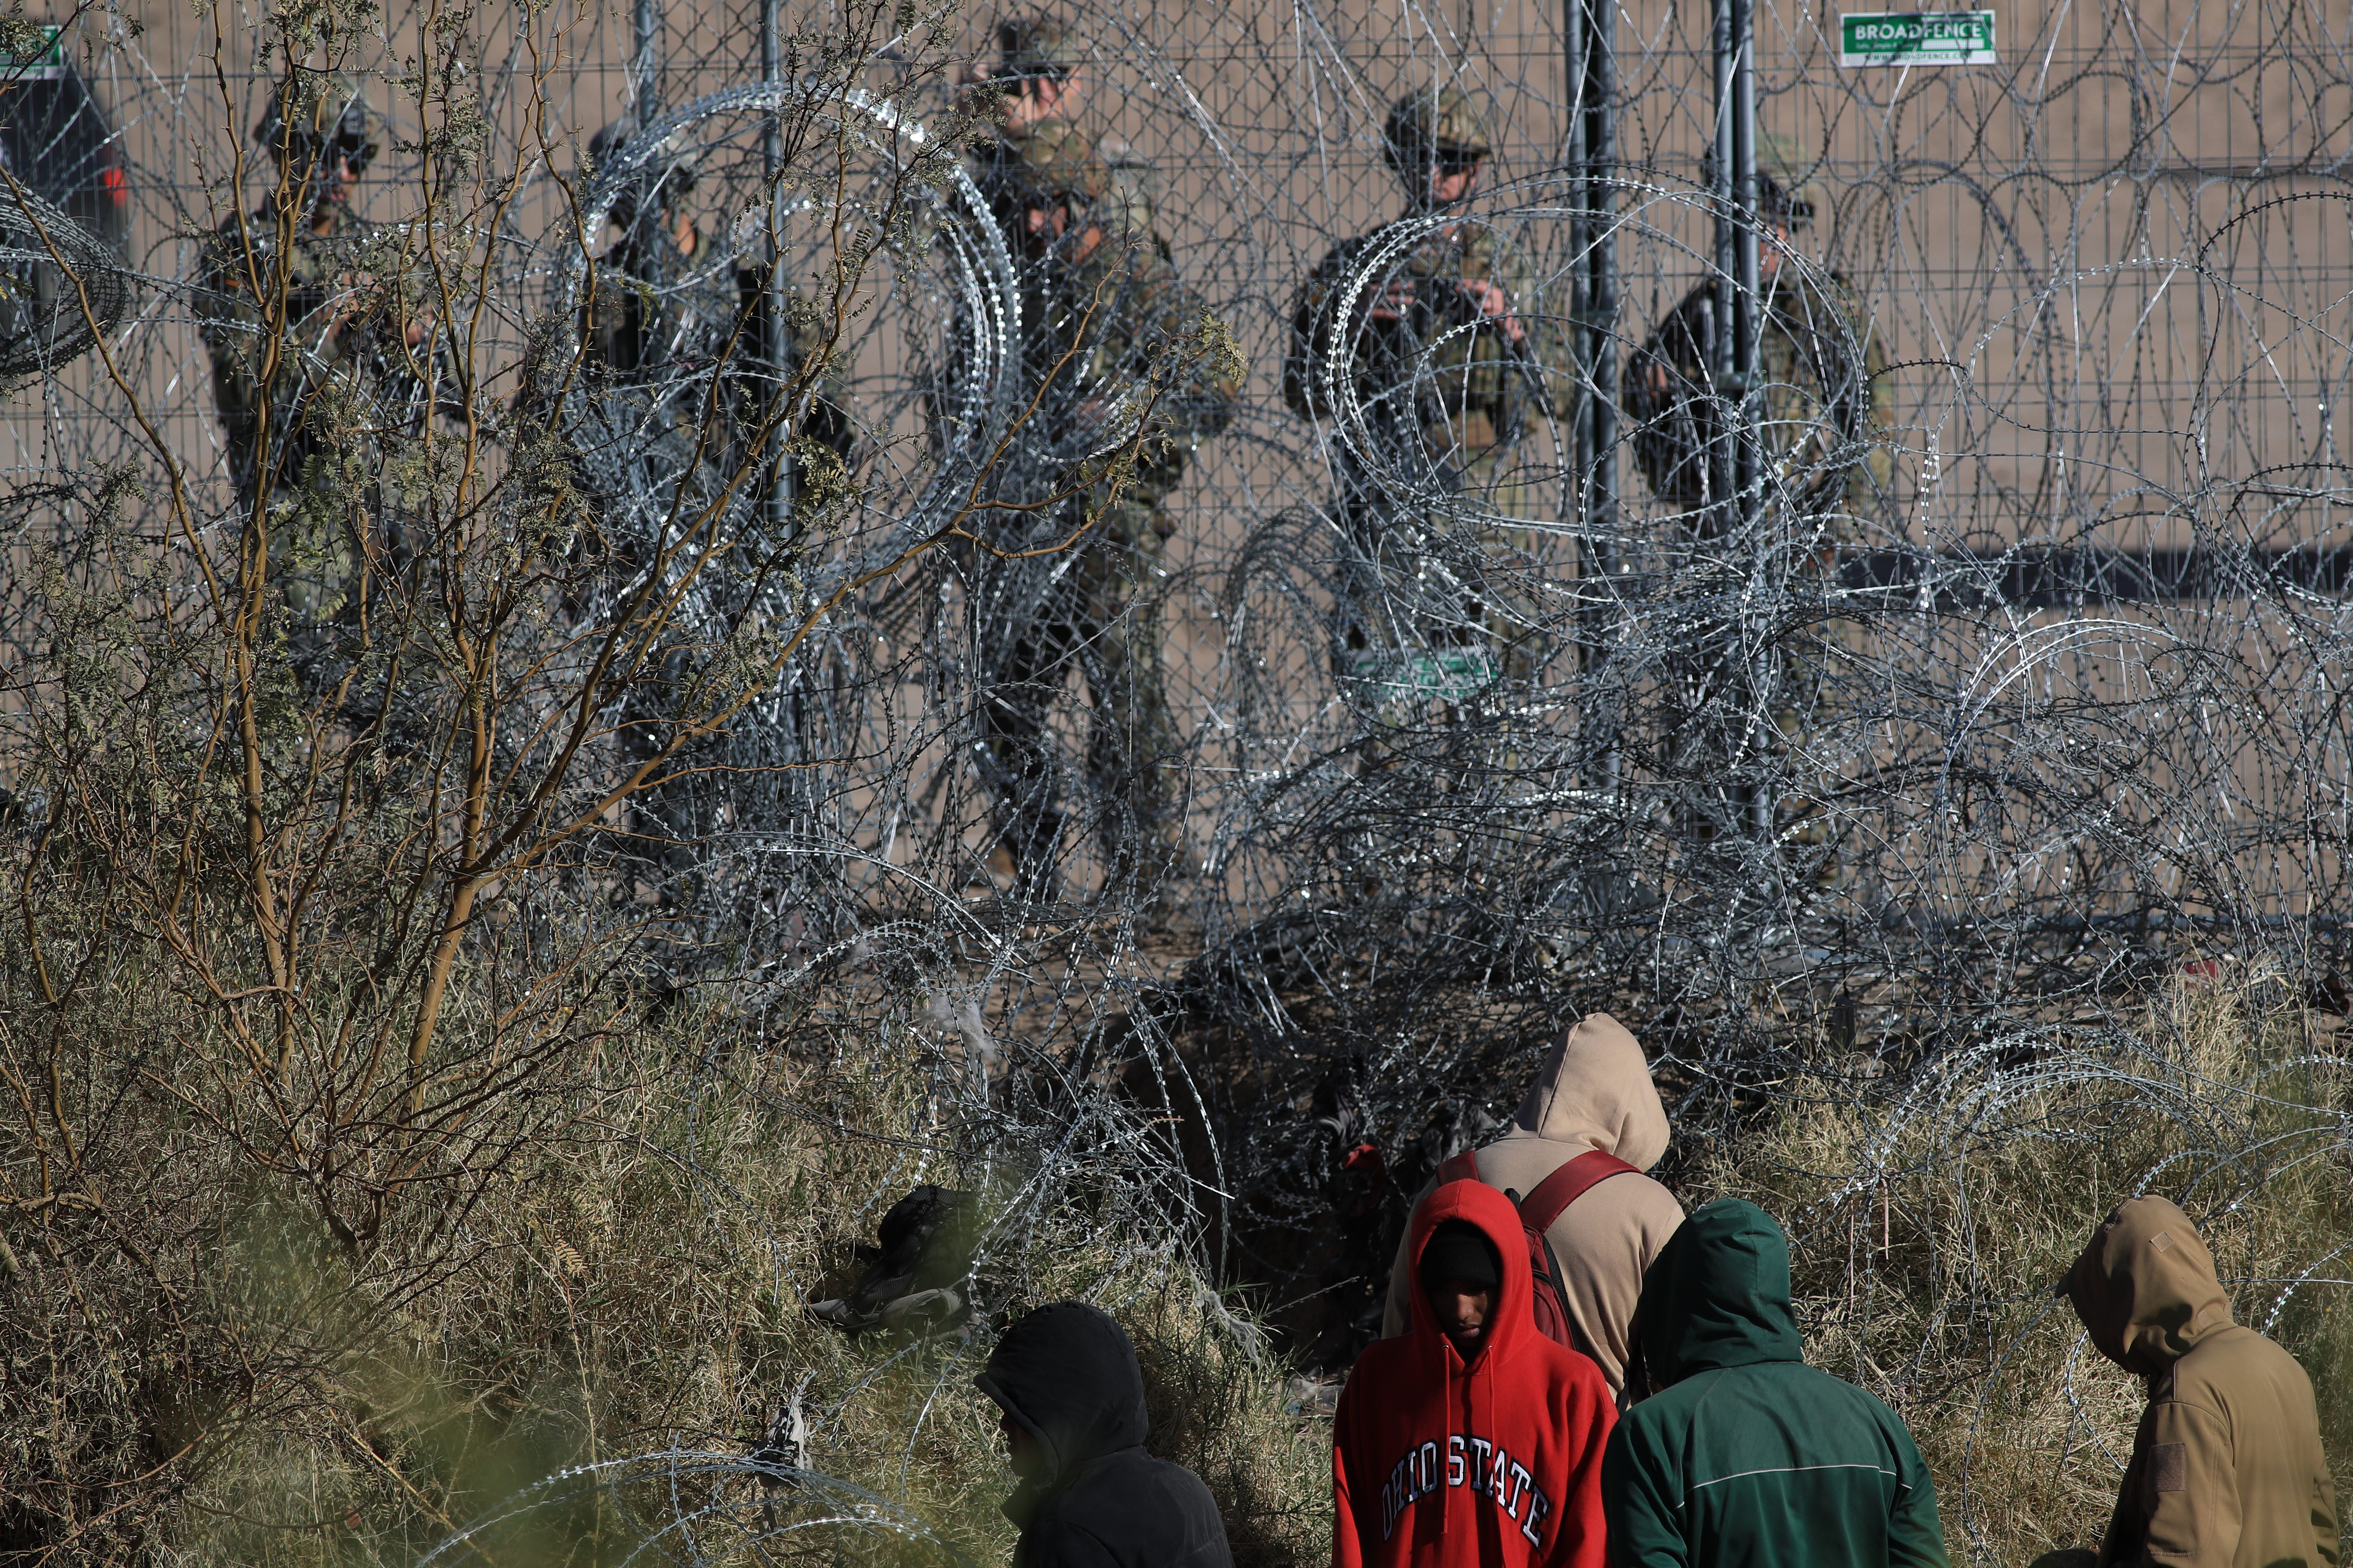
[1434,151,1485,178]
[992,67,1069,89]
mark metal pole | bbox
[1703,0,1737,839]
[1588,0,1621,795]
[1575,0,1623,794]
[761,0,782,169]
[1729,0,1772,843]
[1712,0,1771,841]
[762,0,790,539]
[634,0,661,129]
[1709,0,1736,542]
[1731,0,1761,527]
[1566,0,1591,613]
[1564,0,1588,492]
[1584,0,1618,578]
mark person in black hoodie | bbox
[975,1302,1235,1568]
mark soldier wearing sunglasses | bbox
[959,16,1239,905]
[1285,85,1567,692]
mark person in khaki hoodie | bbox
[1380,1013,1684,1397]
[2054,1195,2339,1568]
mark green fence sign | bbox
[0,25,69,82]
[1840,11,1995,65]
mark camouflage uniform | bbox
[195,76,405,631]
[1625,138,1892,874]
[969,99,1237,894]
[1284,86,1569,695]
[578,123,852,491]
[1627,139,1893,529]
[572,123,856,887]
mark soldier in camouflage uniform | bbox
[1626,136,1892,531]
[964,16,1161,243]
[581,121,719,386]
[1627,138,1892,873]
[196,76,418,641]
[573,121,856,891]
[1284,86,1568,691]
[578,122,852,485]
[965,41,1237,898]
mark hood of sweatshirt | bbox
[1635,1198,1805,1387]
[2060,1195,2234,1376]
[1499,1013,1670,1170]
[1404,1177,1542,1367]
[975,1302,1149,1520]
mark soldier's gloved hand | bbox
[1365,276,1417,325]
[1455,278,1525,345]
[1364,276,1527,346]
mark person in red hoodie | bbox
[1333,1179,1615,1568]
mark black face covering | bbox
[1400,151,1482,213]
[261,93,378,211]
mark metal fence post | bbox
[1584,0,1619,585]
[634,0,661,129]
[762,0,789,538]
[1709,0,1737,538]
[1710,0,1771,843]
[1574,0,1623,794]
[1730,0,1772,842]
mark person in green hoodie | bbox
[1601,1199,1949,1568]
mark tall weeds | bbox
[1699,964,2353,1568]
[2,986,1328,1564]
[0,0,1251,1556]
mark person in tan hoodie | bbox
[2055,1195,2339,1568]
[1379,1013,1684,1398]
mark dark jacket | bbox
[2062,1196,2339,1568]
[1602,1200,1948,1568]
[976,1303,1234,1568]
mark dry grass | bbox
[19,915,2344,1567]
[64,1009,1333,1567]
[1696,962,2353,1568]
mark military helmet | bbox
[588,120,699,223]
[993,14,1077,82]
[1382,84,1494,179]
[254,73,378,176]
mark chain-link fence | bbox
[2,0,2350,1556]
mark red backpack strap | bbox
[1518,1149,1639,1235]
[1434,1149,1481,1187]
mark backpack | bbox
[1434,1146,1638,1362]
